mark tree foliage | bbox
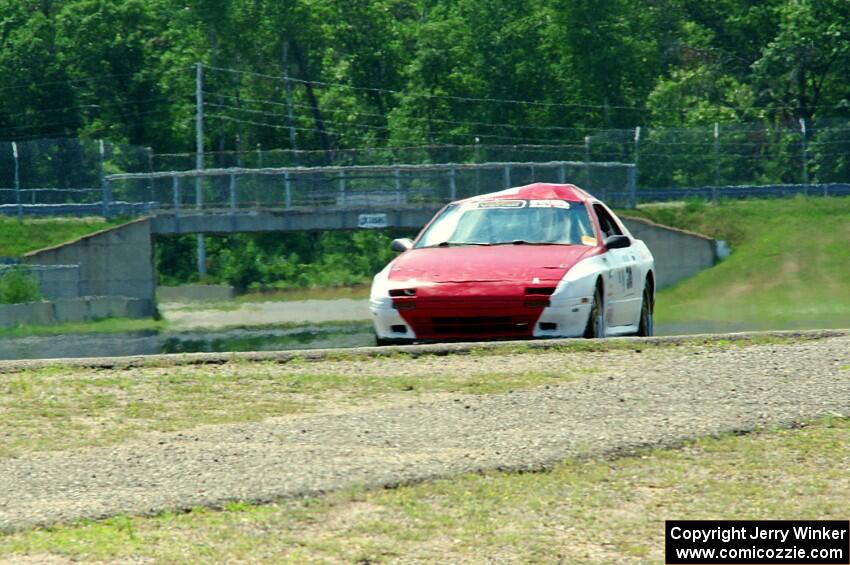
[0,0,847,152]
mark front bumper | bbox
[371,295,592,342]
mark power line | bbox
[0,96,184,122]
[202,64,652,112]
[204,91,607,134]
[205,102,583,144]
[0,108,184,135]
[0,72,150,94]
[204,63,850,114]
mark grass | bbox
[0,353,592,458]
[0,317,166,338]
[627,196,850,327]
[0,217,126,258]
[1,418,846,563]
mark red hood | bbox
[388,245,596,284]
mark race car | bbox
[370,183,655,344]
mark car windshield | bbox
[415,199,597,248]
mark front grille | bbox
[425,316,531,336]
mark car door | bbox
[592,204,632,326]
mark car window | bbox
[593,204,623,238]
[415,200,596,247]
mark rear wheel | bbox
[637,286,653,337]
[583,284,605,338]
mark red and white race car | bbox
[370,183,655,344]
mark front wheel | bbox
[375,334,393,346]
[636,287,653,337]
[583,285,605,338]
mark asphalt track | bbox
[0,329,848,533]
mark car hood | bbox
[388,245,596,284]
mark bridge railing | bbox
[103,160,637,216]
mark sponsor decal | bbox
[358,213,389,229]
[529,199,570,208]
[473,199,526,209]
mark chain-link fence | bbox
[3,118,850,217]
[0,138,154,215]
[106,160,637,212]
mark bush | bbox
[0,266,43,304]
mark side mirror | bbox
[604,234,631,250]
[391,238,413,252]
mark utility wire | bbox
[205,91,609,133]
[0,96,184,122]
[203,63,850,114]
[202,64,651,112]
[0,108,184,134]
[0,72,150,94]
[205,102,584,144]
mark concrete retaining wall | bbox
[0,264,82,300]
[0,297,156,328]
[621,216,718,288]
[23,219,155,301]
[158,284,235,302]
[30,265,82,299]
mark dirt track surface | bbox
[1,332,848,532]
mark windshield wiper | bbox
[491,240,562,246]
[432,241,491,247]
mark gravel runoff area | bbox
[0,330,848,533]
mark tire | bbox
[583,284,605,338]
[375,334,413,346]
[636,286,653,337]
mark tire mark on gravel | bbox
[1,335,848,532]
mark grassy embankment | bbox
[631,195,850,328]
[0,217,125,258]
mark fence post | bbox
[147,147,155,202]
[339,170,346,206]
[101,179,113,218]
[449,168,457,201]
[229,174,237,210]
[632,127,641,205]
[394,168,402,206]
[627,166,637,209]
[503,165,511,188]
[799,118,809,188]
[284,171,292,209]
[195,172,206,277]
[713,122,720,188]
[558,163,566,184]
[172,175,180,210]
[12,142,21,219]
[583,135,591,190]
[99,140,111,218]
